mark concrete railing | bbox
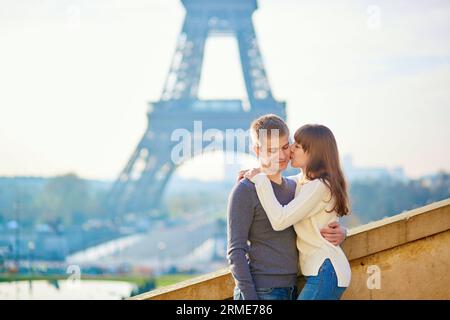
[131,198,450,300]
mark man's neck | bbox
[266,171,283,185]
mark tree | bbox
[34,173,91,227]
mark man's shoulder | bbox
[231,178,256,195]
[228,179,257,213]
[228,178,257,205]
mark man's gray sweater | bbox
[226,177,299,300]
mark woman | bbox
[244,124,351,300]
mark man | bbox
[227,114,347,300]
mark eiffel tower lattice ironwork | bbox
[107,0,287,215]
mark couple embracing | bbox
[227,114,351,300]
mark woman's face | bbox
[290,142,309,169]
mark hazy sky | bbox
[1,0,449,181]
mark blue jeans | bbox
[297,259,347,300]
[234,285,297,300]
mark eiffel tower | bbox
[107,0,287,215]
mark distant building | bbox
[342,155,407,182]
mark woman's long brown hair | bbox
[294,124,350,217]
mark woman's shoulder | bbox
[287,173,330,197]
[303,178,330,196]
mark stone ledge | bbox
[342,198,450,260]
[131,267,234,300]
[130,197,450,300]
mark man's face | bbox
[254,133,291,174]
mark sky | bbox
[0,0,449,181]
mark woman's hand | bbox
[243,167,261,181]
[236,169,249,183]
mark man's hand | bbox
[320,221,347,246]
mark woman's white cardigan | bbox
[251,172,351,287]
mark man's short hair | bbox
[250,114,289,147]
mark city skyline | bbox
[0,0,449,180]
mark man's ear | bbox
[253,144,260,158]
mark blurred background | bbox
[0,0,449,299]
